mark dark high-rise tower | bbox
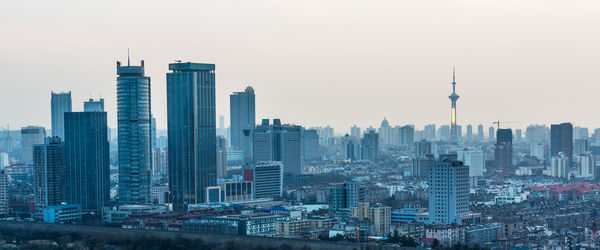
[494,129,513,171]
[33,137,66,218]
[51,91,72,139]
[116,59,152,204]
[551,123,573,167]
[64,111,110,212]
[230,86,256,150]
[449,68,459,142]
[167,62,217,210]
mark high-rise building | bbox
[301,129,320,161]
[488,126,495,142]
[64,111,110,212]
[574,139,589,155]
[458,148,484,177]
[116,59,152,204]
[151,116,157,149]
[167,62,217,210]
[0,152,8,168]
[351,202,392,237]
[33,137,66,218]
[21,126,46,163]
[244,161,283,199]
[415,140,432,159]
[428,154,469,225]
[230,86,256,150]
[448,68,460,142]
[399,125,415,146]
[342,135,361,161]
[83,98,104,112]
[152,148,167,175]
[252,119,302,176]
[51,91,72,139]
[439,125,451,141]
[477,124,484,141]
[494,129,513,171]
[525,125,549,144]
[217,148,227,179]
[550,153,568,179]
[329,181,361,211]
[361,130,379,162]
[551,123,573,167]
[350,125,361,139]
[578,154,595,177]
[466,124,473,141]
[424,124,436,141]
[530,143,546,161]
[412,154,434,178]
[0,170,7,216]
[514,129,522,143]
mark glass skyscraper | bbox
[117,60,152,204]
[51,91,72,139]
[167,62,216,210]
[33,136,66,218]
[230,86,255,149]
[64,111,109,212]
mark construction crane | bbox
[492,120,519,130]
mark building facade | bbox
[252,119,302,176]
[33,137,66,218]
[428,154,470,225]
[21,126,46,163]
[51,91,72,139]
[230,86,255,150]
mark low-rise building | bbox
[43,203,82,224]
[425,225,465,246]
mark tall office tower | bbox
[378,118,392,146]
[33,137,66,218]
[424,124,436,141]
[457,148,484,177]
[350,125,361,139]
[428,154,469,225]
[488,126,495,141]
[574,139,589,155]
[83,98,105,112]
[51,91,72,139]
[0,170,6,216]
[216,136,227,178]
[361,130,379,162]
[341,135,361,161]
[514,129,522,143]
[466,124,473,141]
[438,125,450,141]
[530,143,547,161]
[477,124,484,141]
[399,125,415,147]
[412,154,434,178]
[550,152,568,179]
[525,125,550,144]
[578,154,595,177]
[494,129,513,171]
[64,111,109,212]
[167,62,217,209]
[573,126,589,140]
[117,59,152,204]
[0,152,8,168]
[448,68,460,142]
[415,140,432,159]
[151,116,157,149]
[301,129,320,161]
[551,123,573,167]
[230,86,255,150]
[252,119,302,176]
[244,161,283,199]
[21,126,46,163]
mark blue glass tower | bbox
[117,59,152,204]
[64,111,110,212]
[167,62,216,210]
[51,91,72,140]
[230,86,255,149]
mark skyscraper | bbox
[252,119,302,176]
[495,129,513,171]
[301,129,320,161]
[488,126,495,141]
[33,137,66,218]
[64,111,110,212]
[230,86,256,150]
[167,62,217,210]
[448,68,460,142]
[477,124,484,141]
[458,148,484,177]
[21,126,46,163]
[361,130,379,162]
[428,154,469,225]
[51,91,72,139]
[116,59,152,204]
[350,125,361,139]
[466,124,473,141]
[551,123,573,167]
[83,98,104,112]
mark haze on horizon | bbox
[1,0,599,133]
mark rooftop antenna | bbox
[127,48,130,66]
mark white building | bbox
[428,154,470,225]
[530,143,546,160]
[578,154,595,177]
[550,153,568,179]
[0,152,8,168]
[457,148,484,177]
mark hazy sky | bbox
[1,0,599,133]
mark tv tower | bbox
[449,67,459,141]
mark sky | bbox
[1,0,600,133]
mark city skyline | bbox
[2,1,600,132]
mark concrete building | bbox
[0,152,8,168]
[341,135,361,161]
[551,123,573,167]
[64,111,110,212]
[252,119,302,176]
[350,125,361,139]
[530,143,546,161]
[328,182,360,211]
[167,62,217,210]
[33,137,66,218]
[361,130,379,162]
[43,203,82,224]
[550,152,568,179]
[578,153,595,177]
[458,148,484,177]
[244,161,283,199]
[50,91,72,139]
[21,126,46,163]
[117,59,152,204]
[83,98,105,112]
[229,86,255,150]
[0,170,7,216]
[428,154,470,225]
[351,202,391,237]
[495,129,513,171]
[301,129,320,161]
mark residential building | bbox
[33,137,66,218]
[428,154,470,225]
[21,126,46,163]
